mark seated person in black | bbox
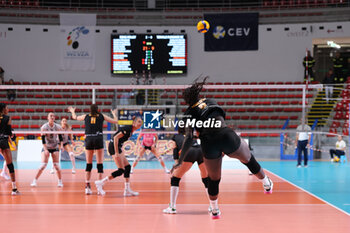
[163,129,209,214]
[95,116,143,196]
[172,76,273,219]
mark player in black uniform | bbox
[163,129,209,214]
[172,77,273,219]
[0,103,19,195]
[171,127,185,164]
[68,105,119,195]
[95,116,143,196]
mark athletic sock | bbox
[170,186,179,208]
[102,176,109,183]
[209,199,219,211]
[261,175,270,186]
[85,181,91,188]
[125,182,130,190]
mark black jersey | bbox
[84,114,104,135]
[112,125,133,145]
[184,98,225,121]
[183,98,225,134]
[0,115,11,137]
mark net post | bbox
[92,88,96,104]
[302,85,306,130]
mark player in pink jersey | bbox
[131,129,169,174]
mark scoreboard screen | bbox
[111,34,187,75]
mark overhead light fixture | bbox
[327,41,341,49]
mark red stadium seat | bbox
[30,125,40,129]
[20,125,29,129]
[31,116,40,120]
[71,125,81,129]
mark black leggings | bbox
[330,149,345,158]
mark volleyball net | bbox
[0,83,348,161]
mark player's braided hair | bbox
[183,76,209,106]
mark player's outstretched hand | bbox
[68,106,76,113]
[111,109,118,116]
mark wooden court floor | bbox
[1,168,349,233]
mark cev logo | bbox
[213,26,226,39]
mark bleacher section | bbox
[159,81,317,137]
[329,80,350,136]
[0,81,114,134]
[6,80,349,138]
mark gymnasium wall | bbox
[0,21,349,84]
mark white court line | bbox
[266,169,350,216]
[0,189,303,193]
[0,204,327,207]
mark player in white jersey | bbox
[50,118,76,174]
[30,112,64,187]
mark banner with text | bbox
[204,13,259,51]
[60,13,96,71]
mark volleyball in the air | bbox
[197,20,210,33]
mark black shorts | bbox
[143,145,153,150]
[184,146,203,165]
[108,141,122,155]
[42,148,59,153]
[0,138,9,150]
[200,127,241,159]
[85,135,104,150]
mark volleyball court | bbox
[0,83,349,233]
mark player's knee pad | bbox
[135,156,141,162]
[124,165,131,178]
[208,177,221,196]
[6,163,14,173]
[157,156,163,162]
[53,162,60,170]
[243,155,261,174]
[171,176,181,187]
[111,168,124,178]
[69,152,74,157]
[85,163,93,172]
[201,177,209,189]
[97,163,104,173]
[39,163,47,171]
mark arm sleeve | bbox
[42,135,46,144]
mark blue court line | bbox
[2,160,349,214]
